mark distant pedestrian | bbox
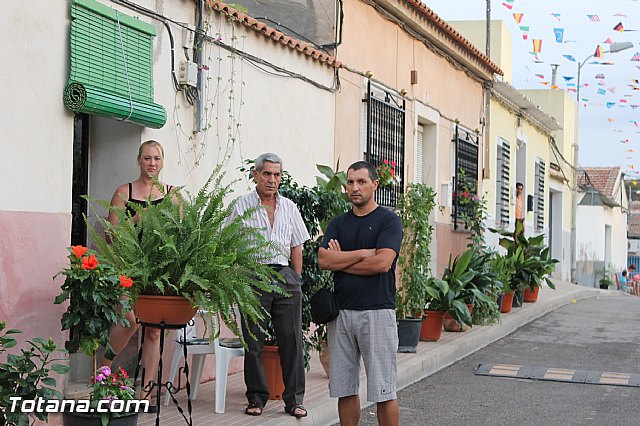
[514,182,525,225]
[318,160,403,426]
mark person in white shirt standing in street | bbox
[229,153,310,418]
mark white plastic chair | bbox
[163,309,244,413]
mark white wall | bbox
[0,1,74,213]
[577,203,628,284]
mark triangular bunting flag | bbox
[563,54,576,62]
[553,28,564,43]
[532,39,542,55]
[594,45,604,58]
[513,13,524,24]
[614,22,625,32]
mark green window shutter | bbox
[64,0,166,129]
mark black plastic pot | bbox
[397,318,423,353]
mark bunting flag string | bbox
[587,14,600,22]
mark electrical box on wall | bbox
[178,61,198,87]
[182,25,195,50]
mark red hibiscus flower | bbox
[119,275,133,288]
[71,245,88,258]
[81,254,99,270]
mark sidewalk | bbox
[138,280,609,426]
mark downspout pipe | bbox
[195,0,205,132]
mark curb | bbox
[266,282,612,426]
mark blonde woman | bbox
[103,140,174,404]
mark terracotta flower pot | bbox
[134,295,197,326]
[523,286,540,303]
[420,310,445,341]
[443,304,474,332]
[262,345,285,400]
[500,291,514,313]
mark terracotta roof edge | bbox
[205,1,341,68]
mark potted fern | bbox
[89,168,284,341]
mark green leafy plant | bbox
[464,249,501,325]
[491,221,558,292]
[0,321,70,426]
[89,168,284,342]
[397,183,437,318]
[54,246,131,359]
[598,265,613,288]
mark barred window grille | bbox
[364,81,406,208]
[452,126,479,230]
[534,159,546,230]
[496,139,511,226]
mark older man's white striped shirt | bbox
[229,190,310,266]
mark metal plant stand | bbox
[134,320,193,426]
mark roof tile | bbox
[206,1,341,68]
[579,167,621,199]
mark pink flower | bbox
[383,159,389,165]
[391,161,396,167]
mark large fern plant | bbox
[89,168,284,339]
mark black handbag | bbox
[310,287,338,324]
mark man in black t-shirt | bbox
[318,161,403,426]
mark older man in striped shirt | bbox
[229,152,310,418]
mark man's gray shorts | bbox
[327,309,398,403]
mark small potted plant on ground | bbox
[598,266,613,289]
[62,365,139,426]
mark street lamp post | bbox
[570,42,633,284]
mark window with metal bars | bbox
[534,159,546,230]
[364,81,405,208]
[63,0,166,129]
[452,126,479,230]
[496,139,511,227]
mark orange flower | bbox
[71,245,88,258]
[119,275,133,288]
[81,254,99,270]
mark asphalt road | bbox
[358,295,640,426]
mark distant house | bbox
[576,167,628,287]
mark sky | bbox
[425,0,640,178]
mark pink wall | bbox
[0,210,71,346]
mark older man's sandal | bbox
[245,401,263,416]
[285,404,308,418]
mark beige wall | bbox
[336,0,490,273]
[450,20,513,83]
